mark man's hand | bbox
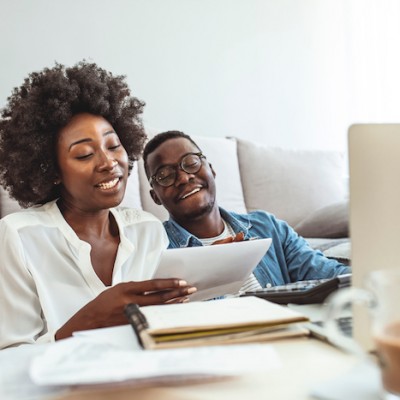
[212,231,245,245]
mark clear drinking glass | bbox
[325,268,400,400]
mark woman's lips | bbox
[96,177,120,190]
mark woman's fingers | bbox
[165,296,191,304]
[120,278,192,294]
[112,279,197,306]
[138,287,197,306]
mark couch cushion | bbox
[139,135,247,221]
[119,162,142,210]
[294,200,349,238]
[236,138,347,226]
[306,237,351,265]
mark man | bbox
[143,131,350,290]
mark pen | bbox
[124,303,152,349]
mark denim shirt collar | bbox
[164,208,253,248]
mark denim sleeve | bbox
[272,215,351,281]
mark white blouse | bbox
[0,200,168,349]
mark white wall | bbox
[1,0,400,152]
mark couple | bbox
[0,61,349,349]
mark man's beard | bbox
[182,199,215,221]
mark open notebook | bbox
[125,296,309,349]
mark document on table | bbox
[153,238,272,301]
[29,334,282,386]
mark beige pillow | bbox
[236,138,347,226]
[294,201,349,238]
[139,134,247,221]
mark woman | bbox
[0,61,196,349]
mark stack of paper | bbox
[130,296,309,349]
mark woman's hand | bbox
[55,279,196,340]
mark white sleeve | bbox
[0,220,50,349]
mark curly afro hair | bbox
[0,60,146,207]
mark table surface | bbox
[53,337,359,400]
[2,303,381,400]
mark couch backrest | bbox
[0,136,348,230]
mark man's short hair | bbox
[143,130,201,177]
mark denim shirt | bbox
[163,208,351,288]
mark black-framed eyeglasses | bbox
[149,152,205,187]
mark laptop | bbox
[304,124,400,349]
[348,124,400,351]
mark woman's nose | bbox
[98,153,118,170]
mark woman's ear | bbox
[150,189,162,205]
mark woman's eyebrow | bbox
[68,131,116,151]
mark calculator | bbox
[240,273,351,305]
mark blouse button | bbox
[266,283,272,288]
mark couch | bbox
[0,135,351,263]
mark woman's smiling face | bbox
[56,113,129,212]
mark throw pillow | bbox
[294,201,349,238]
[235,138,347,227]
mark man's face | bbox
[146,138,217,224]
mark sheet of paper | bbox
[30,336,282,386]
[153,238,272,301]
[73,324,141,350]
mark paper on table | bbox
[73,324,141,350]
[30,336,282,386]
[152,238,272,301]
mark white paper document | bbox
[30,336,281,386]
[152,238,272,301]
